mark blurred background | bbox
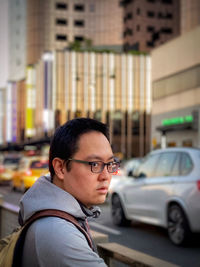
[0,0,199,159]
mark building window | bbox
[147,11,155,17]
[74,36,84,41]
[124,28,133,36]
[146,41,154,47]
[74,4,84,11]
[136,8,140,15]
[132,42,139,50]
[182,140,193,147]
[162,0,173,4]
[56,34,67,41]
[56,2,68,10]
[166,13,173,19]
[74,20,84,27]
[146,0,156,2]
[56,18,67,25]
[147,26,154,32]
[136,25,140,31]
[127,12,133,19]
[161,27,173,34]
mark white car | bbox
[110,147,200,246]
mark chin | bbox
[97,196,106,204]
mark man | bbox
[19,118,120,266]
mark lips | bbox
[97,186,108,194]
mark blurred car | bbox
[0,154,22,184]
[110,147,200,246]
[12,156,49,192]
[107,158,142,200]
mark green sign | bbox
[162,115,193,126]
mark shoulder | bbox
[31,216,87,247]
[26,216,107,266]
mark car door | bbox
[123,153,160,219]
[143,152,179,225]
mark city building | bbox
[16,51,151,159]
[0,0,9,145]
[8,0,27,81]
[26,0,186,65]
[151,25,200,149]
[122,0,180,52]
[181,0,200,34]
[26,0,124,65]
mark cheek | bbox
[70,169,97,189]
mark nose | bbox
[98,165,111,181]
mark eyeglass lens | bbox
[91,161,119,173]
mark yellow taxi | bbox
[0,153,22,184]
[12,156,49,192]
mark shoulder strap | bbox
[12,209,94,267]
[28,209,94,249]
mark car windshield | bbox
[30,161,49,169]
[3,158,20,165]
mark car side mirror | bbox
[138,172,146,178]
[127,170,133,177]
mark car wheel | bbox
[111,194,130,226]
[167,204,191,246]
[12,185,17,191]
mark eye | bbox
[107,162,114,167]
[91,161,100,168]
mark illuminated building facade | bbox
[4,51,151,158]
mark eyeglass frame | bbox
[67,158,120,173]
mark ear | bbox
[52,158,65,180]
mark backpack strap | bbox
[12,209,94,267]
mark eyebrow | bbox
[85,155,114,161]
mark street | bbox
[0,185,200,267]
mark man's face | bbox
[62,131,114,207]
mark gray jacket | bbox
[19,174,107,267]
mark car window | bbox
[136,154,160,178]
[180,153,193,175]
[154,152,177,177]
[30,160,49,169]
[3,157,20,165]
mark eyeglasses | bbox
[68,158,120,173]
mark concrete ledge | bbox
[91,230,109,245]
[97,242,180,267]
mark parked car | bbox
[12,156,49,192]
[110,147,200,246]
[0,153,22,184]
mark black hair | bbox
[49,117,110,178]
